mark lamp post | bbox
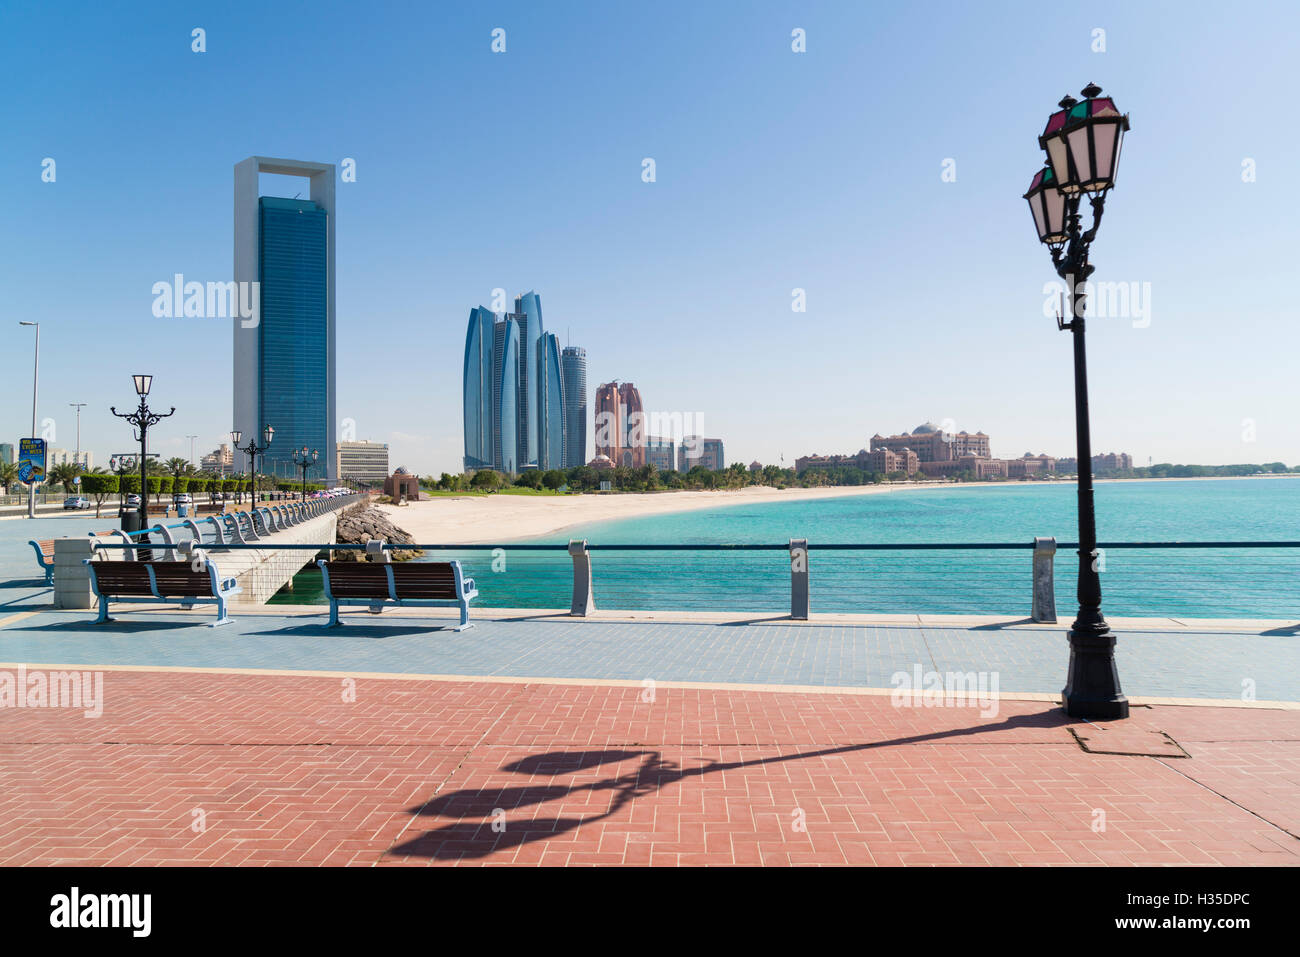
[110,376,175,534]
[1023,83,1131,720]
[18,321,39,518]
[292,446,319,502]
[232,426,273,505]
[109,455,136,505]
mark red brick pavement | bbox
[0,669,1296,866]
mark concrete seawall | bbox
[218,511,338,604]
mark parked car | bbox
[173,493,193,505]
[125,494,142,507]
[63,496,89,510]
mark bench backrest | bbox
[150,562,217,598]
[33,539,55,558]
[87,562,155,596]
[320,562,390,599]
[391,562,460,601]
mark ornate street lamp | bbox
[292,446,319,502]
[111,376,175,551]
[1023,83,1131,720]
[232,426,273,505]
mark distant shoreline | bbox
[376,473,1297,545]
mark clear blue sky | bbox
[2,0,1296,475]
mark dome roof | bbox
[394,466,409,474]
[912,422,940,434]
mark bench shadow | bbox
[1260,624,1300,636]
[22,618,215,634]
[265,621,464,639]
[968,618,1040,630]
[387,709,1069,862]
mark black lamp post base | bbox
[1062,628,1129,719]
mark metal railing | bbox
[90,494,365,561]
[83,533,1300,621]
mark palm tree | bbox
[164,456,191,478]
[0,461,18,495]
[48,462,80,494]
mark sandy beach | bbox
[374,483,949,544]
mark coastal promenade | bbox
[0,602,1296,866]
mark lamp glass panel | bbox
[1046,137,1070,186]
[1044,187,1065,236]
[1067,126,1093,183]
[1091,123,1118,182]
[1030,198,1047,240]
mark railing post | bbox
[152,524,179,562]
[207,516,226,545]
[1032,536,1057,623]
[789,538,809,620]
[568,539,595,616]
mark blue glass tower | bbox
[491,318,520,473]
[463,307,495,470]
[234,157,336,483]
[513,291,544,469]
[539,332,565,470]
[463,291,573,475]
[257,197,329,479]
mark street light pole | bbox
[18,321,39,518]
[70,403,86,474]
[1024,84,1131,720]
[292,446,319,502]
[232,426,273,507]
[111,375,175,535]
[186,434,198,468]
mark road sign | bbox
[18,438,46,485]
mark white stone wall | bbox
[216,512,339,604]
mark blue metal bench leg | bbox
[327,600,343,627]
[453,601,474,632]
[95,596,114,624]
[209,594,233,627]
[44,567,54,586]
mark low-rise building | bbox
[645,436,676,472]
[336,440,390,486]
[200,443,234,475]
[679,437,724,472]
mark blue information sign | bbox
[18,438,46,485]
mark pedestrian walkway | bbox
[1,606,1296,703]
[0,667,1295,865]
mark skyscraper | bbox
[463,291,573,474]
[561,347,587,468]
[490,316,520,473]
[234,157,336,481]
[538,332,565,470]
[512,291,544,470]
[463,307,496,471]
[594,381,646,468]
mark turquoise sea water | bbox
[274,477,1300,619]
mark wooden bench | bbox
[28,540,55,584]
[83,557,242,626]
[317,560,478,631]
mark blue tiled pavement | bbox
[0,609,1295,702]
